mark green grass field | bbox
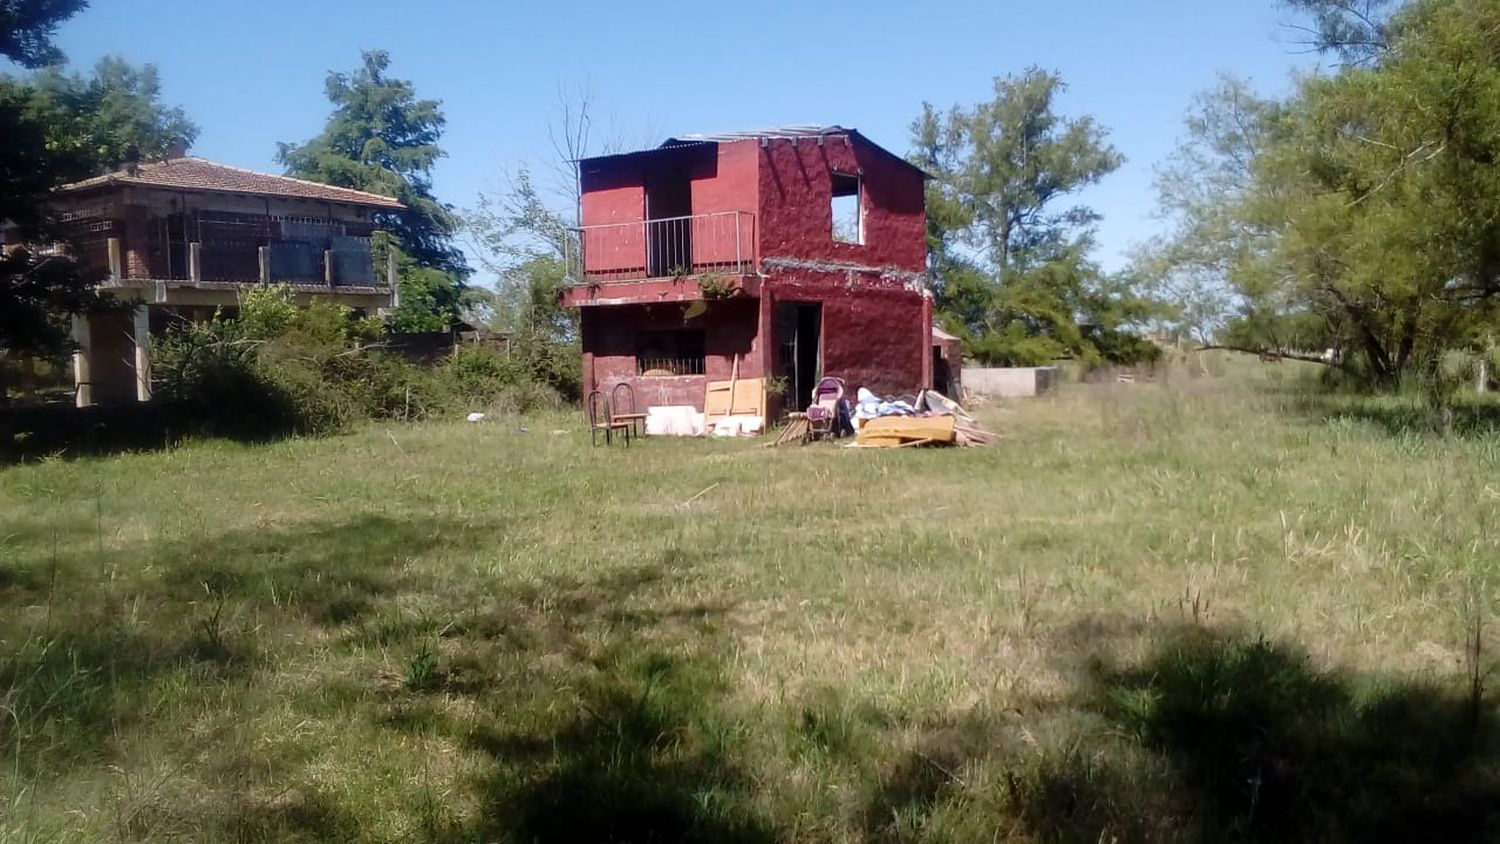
[5,362,1500,842]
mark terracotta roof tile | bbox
[57,157,405,209]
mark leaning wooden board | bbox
[854,415,957,446]
[704,377,766,422]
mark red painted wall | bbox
[755,134,927,272]
[580,298,765,409]
[766,270,928,397]
[579,144,759,277]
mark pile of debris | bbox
[849,389,998,448]
[768,386,999,449]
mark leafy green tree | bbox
[278,49,467,330]
[28,56,198,171]
[1131,76,1286,346]
[1143,0,1500,385]
[0,0,87,68]
[911,68,1152,365]
[913,68,1123,284]
[1282,0,1397,63]
[1,13,191,370]
[461,170,581,397]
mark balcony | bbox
[80,233,394,291]
[565,211,755,283]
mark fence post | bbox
[324,249,335,288]
[258,246,270,284]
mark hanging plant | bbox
[698,272,735,300]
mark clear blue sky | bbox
[43,0,1318,276]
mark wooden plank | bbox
[705,377,766,420]
[855,415,957,445]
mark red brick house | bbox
[560,126,935,415]
[46,153,401,405]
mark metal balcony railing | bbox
[566,211,754,283]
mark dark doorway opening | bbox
[646,168,692,277]
[933,347,952,396]
[776,302,822,408]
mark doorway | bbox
[646,168,692,277]
[775,302,822,408]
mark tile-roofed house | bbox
[48,152,404,407]
[58,157,405,209]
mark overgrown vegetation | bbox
[5,362,1499,841]
[1,5,198,369]
[1138,0,1500,390]
[143,285,570,441]
[911,68,1161,368]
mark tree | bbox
[278,50,467,328]
[25,57,198,175]
[1282,0,1398,64]
[913,68,1123,284]
[1142,0,1500,386]
[1,11,187,370]
[0,0,87,68]
[1131,76,1285,346]
[911,68,1152,365]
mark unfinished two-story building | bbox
[560,126,935,417]
[49,153,401,405]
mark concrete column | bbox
[757,286,776,414]
[387,249,400,308]
[258,246,270,284]
[133,306,152,402]
[106,237,123,282]
[71,314,93,408]
[920,294,934,390]
[324,249,335,287]
[188,241,202,284]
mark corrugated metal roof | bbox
[578,125,932,179]
[662,125,850,146]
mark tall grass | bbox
[2,360,1498,841]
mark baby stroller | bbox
[806,376,853,441]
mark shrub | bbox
[153,288,572,436]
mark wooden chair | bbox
[610,382,648,438]
[587,390,632,447]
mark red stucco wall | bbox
[580,298,765,409]
[755,134,927,272]
[766,270,928,398]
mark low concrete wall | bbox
[964,366,1059,398]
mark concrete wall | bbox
[964,367,1059,398]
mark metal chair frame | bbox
[609,382,648,438]
[587,390,632,447]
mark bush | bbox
[152,288,569,436]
